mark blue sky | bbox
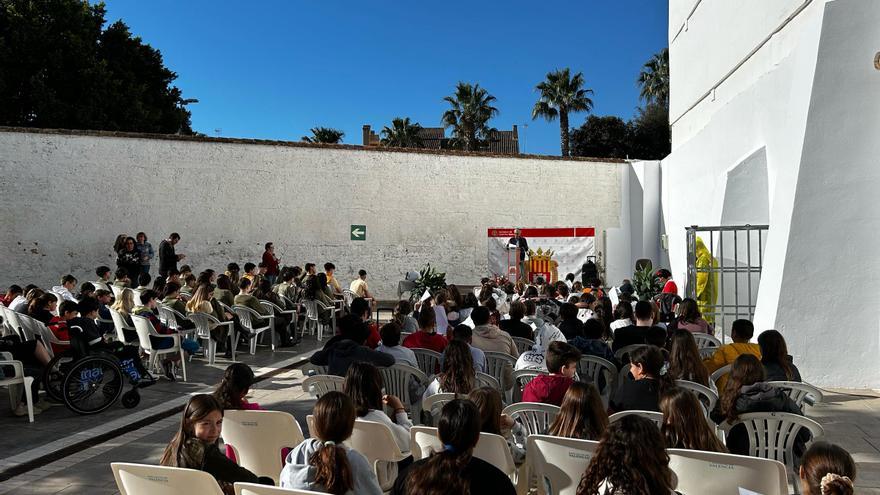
[103,1,668,156]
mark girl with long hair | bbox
[281,392,381,494]
[715,354,803,455]
[798,442,856,495]
[393,399,516,495]
[609,301,634,333]
[667,329,710,387]
[609,345,672,412]
[343,362,412,455]
[548,382,609,440]
[212,363,258,411]
[468,387,525,465]
[392,300,418,334]
[111,288,136,341]
[160,394,271,494]
[758,329,802,382]
[659,387,727,453]
[576,415,676,495]
[422,340,475,401]
[674,298,710,334]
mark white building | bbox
[662,0,880,388]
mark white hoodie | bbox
[515,315,567,372]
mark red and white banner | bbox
[487,227,596,283]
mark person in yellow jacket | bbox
[694,236,719,324]
[703,319,761,390]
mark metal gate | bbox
[685,224,768,341]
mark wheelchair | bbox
[42,326,152,415]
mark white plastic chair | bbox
[699,347,718,359]
[132,314,187,381]
[411,347,442,377]
[348,419,408,492]
[301,374,344,397]
[512,336,535,355]
[608,410,663,428]
[221,410,305,484]
[693,333,722,349]
[301,299,333,341]
[379,363,427,424]
[0,351,35,422]
[613,344,643,363]
[19,314,68,359]
[710,364,732,387]
[300,362,328,376]
[484,351,516,397]
[503,402,560,437]
[111,462,224,495]
[233,305,275,354]
[476,372,501,394]
[261,300,297,343]
[512,369,546,403]
[675,379,719,414]
[421,392,457,426]
[235,483,323,495]
[408,426,516,482]
[186,312,235,364]
[576,355,617,407]
[617,363,633,389]
[109,308,137,346]
[720,411,825,477]
[668,448,788,495]
[4,309,27,341]
[157,305,188,333]
[110,285,124,299]
[527,434,599,495]
[767,381,824,409]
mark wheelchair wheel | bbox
[42,354,74,403]
[121,390,140,409]
[61,355,125,415]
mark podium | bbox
[507,245,520,281]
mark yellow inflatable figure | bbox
[695,236,719,323]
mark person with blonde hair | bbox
[111,288,136,342]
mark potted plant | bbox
[633,264,661,301]
[409,263,447,305]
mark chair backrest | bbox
[698,347,718,359]
[49,291,65,312]
[300,374,344,397]
[157,305,186,331]
[109,308,134,345]
[668,448,788,495]
[111,462,224,495]
[411,347,442,377]
[379,363,427,407]
[476,372,501,393]
[767,381,824,409]
[300,362,328,376]
[502,402,560,437]
[4,309,24,340]
[608,410,664,428]
[235,482,324,495]
[617,363,633,388]
[302,299,319,320]
[233,305,266,330]
[15,313,41,341]
[187,312,221,339]
[342,289,355,308]
[221,410,305,484]
[110,285,124,299]
[421,393,457,425]
[512,336,536,355]
[484,351,516,390]
[710,364,732,386]
[576,355,617,405]
[613,344,643,362]
[527,435,599,495]
[512,369,546,402]
[692,332,722,349]
[131,314,155,351]
[721,412,825,473]
[348,419,407,490]
[675,379,719,414]
[409,426,515,480]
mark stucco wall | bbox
[0,129,624,298]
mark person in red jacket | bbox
[261,242,280,285]
[656,269,678,295]
[402,305,448,354]
[522,341,581,406]
[47,300,79,355]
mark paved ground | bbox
[1,342,878,494]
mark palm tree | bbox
[380,117,424,148]
[302,127,344,144]
[441,82,499,152]
[532,68,594,157]
[637,48,669,108]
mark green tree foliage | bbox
[302,127,344,144]
[628,103,670,160]
[441,82,498,152]
[0,0,192,133]
[532,68,594,157]
[569,115,630,159]
[637,48,669,108]
[380,117,423,148]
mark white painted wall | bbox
[0,130,626,299]
[663,0,880,388]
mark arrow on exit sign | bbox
[350,225,366,241]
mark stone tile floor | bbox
[1,349,878,494]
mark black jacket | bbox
[610,377,662,412]
[763,357,802,382]
[499,319,533,340]
[158,239,178,275]
[392,455,516,495]
[612,324,666,352]
[713,383,806,456]
[310,337,394,376]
